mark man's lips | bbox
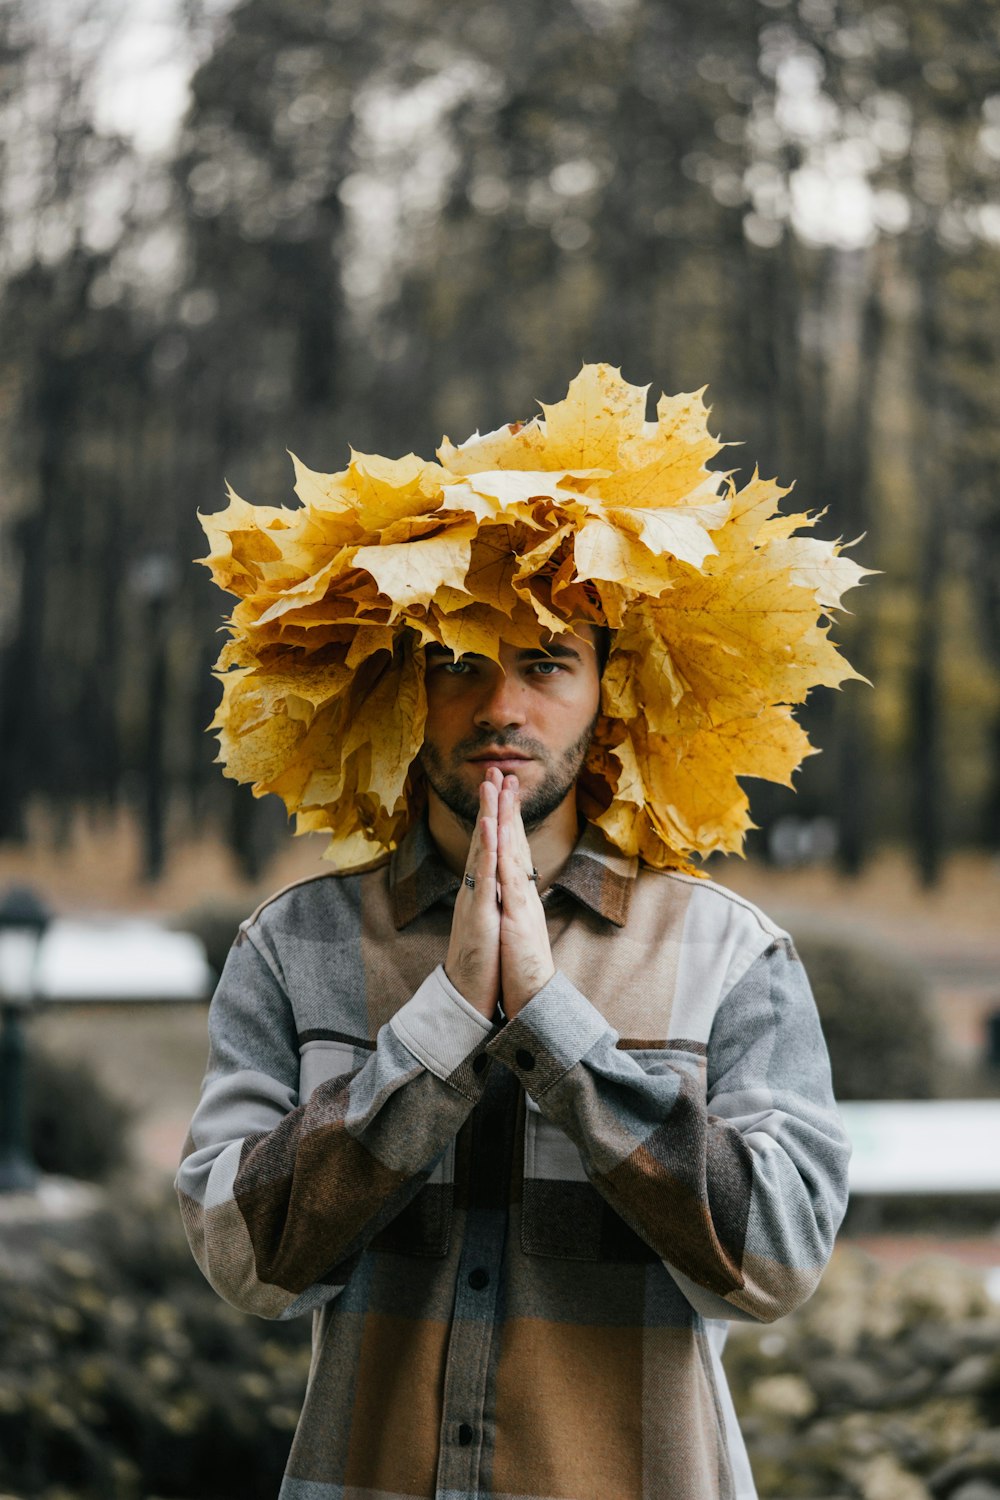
[466,750,533,764]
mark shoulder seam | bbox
[243,859,388,930]
[241,921,288,992]
[657,870,787,943]
[244,872,336,931]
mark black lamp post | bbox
[0,885,51,1192]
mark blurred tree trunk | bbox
[837,248,879,878]
[911,230,945,887]
[93,477,123,809]
[815,247,880,876]
[0,272,78,839]
[0,507,47,841]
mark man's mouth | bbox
[466,749,533,764]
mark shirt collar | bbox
[389,816,462,930]
[389,813,638,930]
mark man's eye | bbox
[531,660,563,676]
[438,659,471,674]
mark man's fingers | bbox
[460,775,498,902]
[506,775,532,865]
[446,770,505,1016]
[499,775,536,880]
[496,773,554,1015]
[466,771,499,852]
[497,802,533,909]
[475,805,497,873]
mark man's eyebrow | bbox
[517,644,582,662]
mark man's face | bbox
[419,627,602,830]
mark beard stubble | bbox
[418,718,597,831]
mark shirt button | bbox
[472,1053,489,1075]
[467,1266,489,1290]
[515,1048,535,1071]
[458,1423,473,1446]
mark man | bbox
[177,621,851,1500]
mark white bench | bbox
[33,918,213,1005]
[839,1100,1000,1195]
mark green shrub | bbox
[26,1047,134,1182]
[792,928,938,1102]
[0,1190,309,1500]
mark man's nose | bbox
[473,671,528,731]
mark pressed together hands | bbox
[444,768,555,1022]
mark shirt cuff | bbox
[487,970,613,1096]
[390,963,493,1083]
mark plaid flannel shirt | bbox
[177,816,850,1500]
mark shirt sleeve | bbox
[176,926,491,1321]
[486,935,851,1324]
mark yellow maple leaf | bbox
[341,449,448,530]
[538,363,649,469]
[353,522,477,616]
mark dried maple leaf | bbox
[197,364,872,871]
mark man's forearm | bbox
[485,944,850,1324]
[177,935,491,1319]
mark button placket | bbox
[434,1066,516,1499]
[434,1224,503,1497]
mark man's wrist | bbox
[443,963,498,1021]
[501,964,556,1020]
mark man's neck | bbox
[426,786,581,892]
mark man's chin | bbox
[463,763,562,819]
[426,765,566,829]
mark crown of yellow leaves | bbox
[199,363,870,873]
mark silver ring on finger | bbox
[464,873,476,890]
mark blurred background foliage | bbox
[0,1189,311,1499]
[1,0,999,885]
